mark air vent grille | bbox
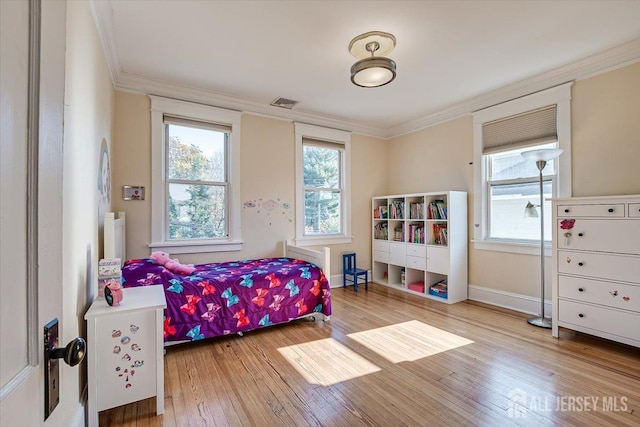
[270,97,298,109]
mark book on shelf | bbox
[408,224,424,244]
[432,223,448,245]
[408,202,425,219]
[374,205,388,219]
[393,225,404,241]
[390,201,405,219]
[374,222,389,240]
[428,200,448,220]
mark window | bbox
[295,123,352,246]
[472,83,572,254]
[150,96,242,253]
[487,142,557,242]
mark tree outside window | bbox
[166,123,227,240]
[303,144,341,235]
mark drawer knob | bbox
[578,288,584,292]
[578,313,585,318]
[608,208,614,213]
[564,208,570,213]
[578,262,584,266]
[578,232,583,237]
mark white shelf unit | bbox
[372,191,468,304]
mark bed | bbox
[104,212,332,344]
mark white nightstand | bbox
[85,285,167,427]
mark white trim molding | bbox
[472,82,572,254]
[294,123,352,247]
[149,96,242,254]
[469,285,552,318]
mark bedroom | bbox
[1,1,639,426]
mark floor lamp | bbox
[522,148,563,328]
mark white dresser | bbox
[552,195,640,347]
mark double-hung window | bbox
[150,96,242,254]
[472,83,572,254]
[295,123,352,246]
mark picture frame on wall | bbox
[123,186,145,201]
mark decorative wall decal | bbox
[98,138,111,220]
[110,323,145,389]
[242,197,293,224]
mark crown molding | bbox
[387,37,640,138]
[91,0,640,141]
[89,0,121,86]
[114,72,388,138]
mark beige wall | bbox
[62,0,115,423]
[113,63,638,296]
[572,62,640,196]
[388,62,640,298]
[113,97,389,277]
[113,92,152,258]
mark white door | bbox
[1,1,65,424]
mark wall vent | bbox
[270,97,298,109]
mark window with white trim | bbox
[472,83,572,254]
[150,96,242,254]
[295,123,352,246]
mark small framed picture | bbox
[123,186,145,201]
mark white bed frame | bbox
[102,213,331,336]
[104,211,126,266]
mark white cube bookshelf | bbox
[372,191,468,304]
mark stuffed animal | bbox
[150,251,195,275]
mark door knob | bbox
[51,337,86,367]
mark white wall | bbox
[62,0,115,423]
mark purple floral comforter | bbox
[122,257,332,342]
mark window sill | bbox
[293,235,353,247]
[149,239,243,255]
[472,239,551,256]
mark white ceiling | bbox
[92,0,640,138]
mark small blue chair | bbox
[342,252,368,292]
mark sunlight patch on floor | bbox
[278,338,381,386]
[347,320,474,363]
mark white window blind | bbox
[164,114,232,133]
[482,105,557,154]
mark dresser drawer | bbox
[558,299,640,342]
[557,203,624,218]
[558,251,640,284]
[373,250,389,263]
[373,240,390,252]
[406,255,426,270]
[406,244,425,257]
[630,203,640,218]
[558,276,640,312]
[557,219,640,254]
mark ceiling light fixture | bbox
[349,31,396,88]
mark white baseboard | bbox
[468,284,551,317]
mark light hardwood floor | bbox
[100,284,640,426]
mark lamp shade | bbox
[524,201,539,218]
[521,148,563,162]
[350,57,396,87]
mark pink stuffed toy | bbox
[150,251,195,275]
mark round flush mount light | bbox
[349,31,397,88]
